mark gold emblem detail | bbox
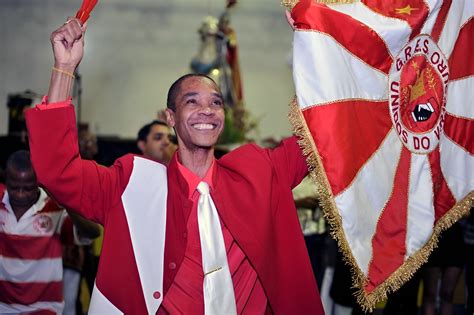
[395,5,419,15]
[409,68,426,102]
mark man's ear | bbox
[165,109,175,127]
[137,140,145,154]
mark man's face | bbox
[166,76,225,150]
[79,130,98,160]
[6,168,39,212]
[139,124,172,163]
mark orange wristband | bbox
[52,67,75,78]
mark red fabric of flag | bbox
[289,0,474,310]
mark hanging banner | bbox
[286,0,474,310]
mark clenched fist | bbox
[50,18,86,73]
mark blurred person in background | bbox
[0,150,99,314]
[137,120,177,166]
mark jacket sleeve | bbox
[25,103,131,224]
[266,136,309,189]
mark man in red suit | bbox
[25,18,324,314]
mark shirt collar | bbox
[2,187,48,217]
[175,154,216,199]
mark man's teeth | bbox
[193,123,215,130]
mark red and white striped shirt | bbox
[0,187,67,314]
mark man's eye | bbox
[186,99,197,104]
[213,99,223,106]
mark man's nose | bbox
[14,190,27,198]
[199,104,214,115]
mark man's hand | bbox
[47,18,86,103]
[50,18,86,73]
[68,210,101,239]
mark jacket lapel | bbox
[121,157,168,313]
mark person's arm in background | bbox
[68,210,101,239]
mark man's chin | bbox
[10,201,33,209]
[193,137,219,149]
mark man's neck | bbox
[11,190,40,221]
[178,146,215,179]
[13,206,30,221]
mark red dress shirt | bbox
[159,157,268,314]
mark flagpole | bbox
[73,67,83,124]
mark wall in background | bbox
[0,0,296,141]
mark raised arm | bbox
[48,18,85,103]
[26,19,131,225]
[268,136,309,189]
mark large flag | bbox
[286,0,474,310]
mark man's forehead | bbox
[6,168,36,181]
[150,124,171,134]
[180,76,221,95]
[79,130,96,139]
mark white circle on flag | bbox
[388,34,449,154]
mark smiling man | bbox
[25,18,324,314]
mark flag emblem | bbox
[389,35,448,154]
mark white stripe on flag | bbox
[405,154,435,258]
[446,77,474,119]
[293,31,388,110]
[420,0,444,35]
[335,129,402,275]
[440,135,474,201]
[438,0,474,59]
[327,3,411,58]
[0,256,63,283]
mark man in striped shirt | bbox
[0,150,99,314]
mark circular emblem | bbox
[33,214,54,233]
[389,35,449,154]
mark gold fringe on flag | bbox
[281,0,299,10]
[288,97,474,311]
[282,0,359,10]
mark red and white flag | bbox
[288,0,473,309]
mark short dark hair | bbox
[6,150,33,173]
[137,120,169,142]
[166,73,217,111]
